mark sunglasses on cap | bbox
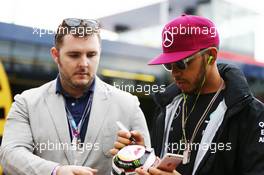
[56,18,100,37]
[163,48,211,71]
[62,18,99,28]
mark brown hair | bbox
[54,19,101,49]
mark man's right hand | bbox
[135,167,181,175]
[56,165,97,175]
[109,130,145,156]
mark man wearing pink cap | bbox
[112,14,264,175]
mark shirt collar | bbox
[55,74,95,98]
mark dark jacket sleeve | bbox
[238,99,264,175]
[150,106,165,157]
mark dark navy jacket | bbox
[151,64,264,175]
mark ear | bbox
[50,47,59,64]
[207,47,218,65]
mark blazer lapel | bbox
[80,77,111,165]
[44,80,73,164]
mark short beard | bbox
[57,57,90,91]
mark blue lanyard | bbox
[64,93,93,141]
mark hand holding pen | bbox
[109,121,145,156]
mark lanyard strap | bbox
[182,79,225,145]
[181,79,225,164]
[65,93,94,140]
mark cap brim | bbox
[148,49,200,65]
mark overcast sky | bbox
[0,0,163,30]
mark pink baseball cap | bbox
[149,14,219,65]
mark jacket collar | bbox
[217,63,253,108]
[45,76,110,165]
[152,63,253,109]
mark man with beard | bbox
[111,15,264,175]
[0,18,150,175]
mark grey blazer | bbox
[0,77,151,175]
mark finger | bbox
[109,148,119,156]
[114,141,126,149]
[85,167,98,172]
[117,130,131,139]
[73,168,93,175]
[130,130,144,145]
[135,167,150,175]
[85,167,98,174]
[149,167,165,174]
[172,170,181,175]
[117,136,132,145]
[149,167,177,175]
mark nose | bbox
[78,55,89,67]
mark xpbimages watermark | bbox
[33,140,100,154]
[165,141,232,154]
[113,82,166,95]
[32,25,100,38]
[162,24,217,48]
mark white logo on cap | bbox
[162,24,218,48]
[163,29,174,48]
